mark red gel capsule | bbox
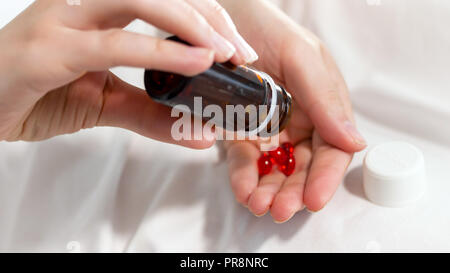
[258,153,273,176]
[281,142,294,156]
[268,147,288,165]
[279,156,296,176]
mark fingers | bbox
[321,47,354,119]
[75,30,214,76]
[270,140,312,223]
[284,36,366,153]
[85,0,237,63]
[185,0,258,64]
[97,73,215,149]
[226,140,314,222]
[247,171,285,217]
[303,131,353,212]
[226,141,260,205]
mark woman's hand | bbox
[0,0,257,147]
[221,0,367,221]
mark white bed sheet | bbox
[0,0,449,252]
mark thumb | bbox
[285,44,366,153]
[97,73,216,150]
[304,89,366,153]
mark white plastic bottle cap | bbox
[363,141,426,207]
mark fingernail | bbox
[253,210,268,217]
[306,208,317,213]
[188,47,214,60]
[212,32,236,60]
[273,211,296,224]
[233,33,259,63]
[344,121,367,146]
[220,8,238,32]
[218,9,258,63]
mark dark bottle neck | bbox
[258,84,292,137]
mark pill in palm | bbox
[258,153,274,176]
[280,156,296,176]
[281,142,294,156]
[269,147,288,165]
[258,143,296,177]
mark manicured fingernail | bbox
[233,33,259,63]
[220,8,238,32]
[253,210,268,217]
[212,32,236,59]
[274,211,296,224]
[188,47,214,60]
[218,9,258,63]
[344,121,367,146]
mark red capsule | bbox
[280,156,296,176]
[258,153,273,176]
[281,142,294,156]
[268,147,288,165]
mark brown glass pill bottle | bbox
[144,36,292,137]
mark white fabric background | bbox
[0,0,449,252]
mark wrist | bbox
[218,0,297,45]
[0,56,15,96]
[0,31,25,95]
[218,0,260,25]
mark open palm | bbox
[223,0,366,223]
[226,100,353,223]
